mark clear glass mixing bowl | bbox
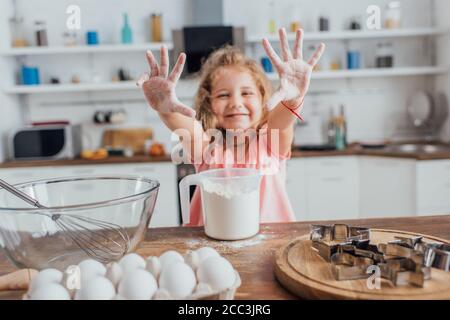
[0,175,159,270]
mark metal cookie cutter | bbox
[310,224,370,262]
[331,252,374,281]
[378,257,431,287]
[379,236,450,271]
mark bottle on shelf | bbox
[334,116,345,150]
[339,104,348,147]
[10,15,27,47]
[385,1,402,29]
[327,108,336,147]
[151,13,163,42]
[121,13,133,44]
[35,21,48,47]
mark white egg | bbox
[118,269,157,300]
[75,276,116,300]
[159,262,196,299]
[78,259,106,284]
[184,250,199,271]
[185,247,220,270]
[145,256,161,279]
[194,282,214,296]
[105,262,123,287]
[29,268,63,293]
[196,247,220,262]
[159,250,184,268]
[118,253,146,272]
[28,283,71,300]
[152,288,172,300]
[197,256,236,292]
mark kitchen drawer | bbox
[0,167,57,184]
[304,156,359,176]
[286,159,307,221]
[359,157,416,218]
[306,173,359,221]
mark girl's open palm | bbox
[263,28,325,110]
[138,46,196,118]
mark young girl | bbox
[139,28,325,226]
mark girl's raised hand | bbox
[262,28,325,110]
[137,46,196,118]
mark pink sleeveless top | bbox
[186,128,296,226]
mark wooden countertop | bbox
[0,215,449,300]
[2,147,450,169]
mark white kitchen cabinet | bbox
[0,166,57,184]
[359,157,416,218]
[286,159,308,221]
[0,162,180,228]
[416,160,450,216]
[304,157,360,221]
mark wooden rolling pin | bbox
[0,269,38,291]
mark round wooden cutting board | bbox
[274,229,450,300]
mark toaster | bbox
[9,124,82,161]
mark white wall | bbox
[435,0,450,143]
[0,0,24,162]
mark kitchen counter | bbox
[3,148,450,169]
[0,215,449,300]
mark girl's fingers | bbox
[160,45,169,78]
[266,89,286,111]
[173,103,196,118]
[293,29,304,60]
[308,43,326,67]
[146,50,159,77]
[136,72,150,87]
[262,38,283,72]
[279,28,293,62]
[168,53,186,83]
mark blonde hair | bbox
[194,45,272,131]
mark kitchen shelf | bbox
[4,66,448,95]
[266,66,449,80]
[247,27,449,43]
[0,42,173,56]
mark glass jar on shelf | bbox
[385,1,402,29]
[9,16,27,47]
[34,21,48,46]
[375,42,394,68]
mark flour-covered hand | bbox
[138,46,196,118]
[262,28,325,110]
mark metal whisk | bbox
[0,179,130,263]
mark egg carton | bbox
[23,247,241,300]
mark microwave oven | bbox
[9,124,82,161]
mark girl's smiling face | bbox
[210,67,263,130]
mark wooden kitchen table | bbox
[0,215,449,300]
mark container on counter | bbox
[376,42,394,68]
[151,14,162,42]
[385,1,402,29]
[35,21,48,46]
